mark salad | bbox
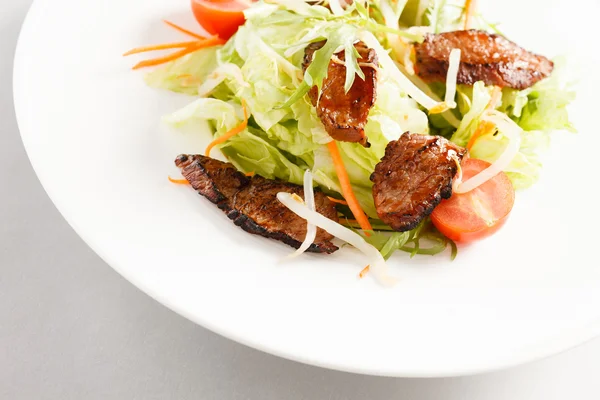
[125,0,574,284]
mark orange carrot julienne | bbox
[463,0,477,30]
[168,176,190,185]
[132,46,200,69]
[327,196,348,206]
[359,265,370,279]
[123,41,201,56]
[467,120,495,151]
[163,20,207,40]
[205,100,249,157]
[131,36,224,70]
[326,141,373,235]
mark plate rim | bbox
[12,0,600,378]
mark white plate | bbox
[14,0,600,377]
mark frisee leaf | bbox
[426,0,448,34]
[280,24,359,107]
[343,43,365,93]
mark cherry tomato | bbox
[431,158,515,243]
[191,0,252,40]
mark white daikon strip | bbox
[197,63,249,97]
[277,192,398,286]
[454,111,522,193]
[444,49,461,109]
[329,0,344,16]
[282,170,317,260]
[360,31,441,111]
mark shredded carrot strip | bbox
[245,171,255,177]
[131,36,224,70]
[123,41,201,56]
[467,120,495,150]
[132,46,200,69]
[327,196,348,206]
[487,86,502,111]
[358,265,370,279]
[205,100,249,157]
[168,176,190,185]
[163,20,207,40]
[463,0,477,30]
[326,141,373,235]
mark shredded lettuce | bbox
[358,218,456,259]
[158,4,430,220]
[145,47,220,95]
[470,130,547,189]
[453,63,575,189]
[149,0,575,259]
[451,82,491,146]
[164,97,307,184]
[506,61,576,133]
[425,0,463,33]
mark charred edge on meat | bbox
[414,30,554,90]
[175,154,339,254]
[302,40,378,147]
[370,133,467,232]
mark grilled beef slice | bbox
[371,133,466,232]
[414,30,554,90]
[302,40,378,147]
[175,154,339,254]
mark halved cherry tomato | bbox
[191,0,253,40]
[431,158,515,243]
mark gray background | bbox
[2,0,600,398]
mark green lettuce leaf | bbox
[357,218,455,259]
[148,0,576,259]
[451,82,491,146]
[144,47,220,95]
[500,59,575,133]
[469,129,548,190]
[462,69,574,190]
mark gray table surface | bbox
[3,1,600,398]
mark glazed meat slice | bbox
[414,30,554,90]
[175,154,339,254]
[371,133,466,232]
[303,40,378,147]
